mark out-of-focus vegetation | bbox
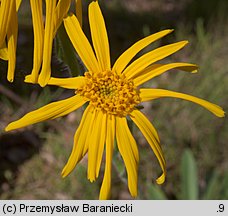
[0,0,227,199]
[148,149,228,200]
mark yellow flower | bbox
[0,0,21,82]
[26,0,82,86]
[5,1,224,199]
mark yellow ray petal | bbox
[131,110,166,184]
[116,117,139,197]
[0,41,8,60]
[38,0,57,87]
[29,0,44,83]
[96,113,107,178]
[64,14,100,73]
[140,89,225,117]
[6,0,17,82]
[133,63,198,86]
[62,105,95,177]
[99,115,115,200]
[124,118,139,163]
[89,1,111,71]
[54,0,71,34]
[88,110,107,182]
[24,74,36,83]
[113,29,174,74]
[5,95,87,131]
[123,41,189,79]
[16,0,22,11]
[82,106,97,156]
[47,76,87,89]
[0,0,14,46]
[76,0,83,27]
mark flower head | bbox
[5,1,225,199]
[78,71,141,116]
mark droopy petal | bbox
[64,14,100,72]
[62,105,95,177]
[140,89,225,117]
[54,0,71,34]
[99,115,115,200]
[113,29,174,74]
[131,110,166,184]
[116,117,139,197]
[123,41,189,79]
[0,0,14,46]
[5,95,87,131]
[29,0,44,83]
[133,63,198,86]
[38,0,57,87]
[0,41,8,60]
[76,0,83,27]
[47,76,87,89]
[88,110,107,182]
[89,1,111,71]
[6,0,17,82]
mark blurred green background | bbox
[0,0,227,199]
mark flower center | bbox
[78,71,141,116]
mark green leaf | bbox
[203,171,220,199]
[147,184,167,200]
[221,173,228,199]
[180,149,198,199]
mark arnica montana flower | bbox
[5,1,224,199]
[0,0,21,82]
[26,0,82,86]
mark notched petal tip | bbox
[129,187,138,198]
[183,40,189,45]
[38,76,49,87]
[4,126,10,132]
[177,40,189,48]
[217,108,225,118]
[24,75,37,84]
[206,104,225,118]
[7,77,14,83]
[156,173,166,185]
[61,167,69,178]
[191,69,198,73]
[68,12,74,17]
[168,29,174,33]
[5,123,15,132]
[63,13,74,23]
[88,177,96,183]
[176,40,189,48]
[190,64,199,73]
